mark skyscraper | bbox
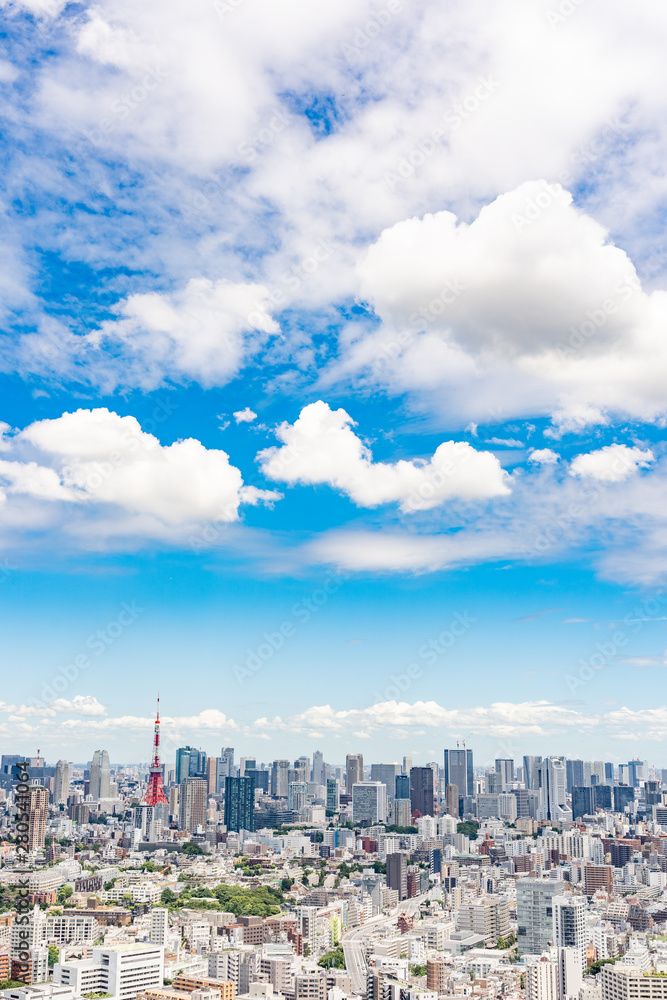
[495,758,515,789]
[289,781,308,811]
[443,748,473,797]
[346,754,363,793]
[387,852,407,900]
[523,755,543,791]
[614,785,635,812]
[271,760,290,798]
[395,774,410,800]
[445,783,459,818]
[371,763,399,798]
[410,766,434,817]
[517,878,564,956]
[536,757,567,822]
[312,750,325,785]
[326,778,340,813]
[27,785,49,851]
[352,781,387,825]
[54,760,71,806]
[224,775,255,832]
[89,750,111,800]
[178,776,207,832]
[175,747,207,786]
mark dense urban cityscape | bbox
[2,705,667,1000]
[3,7,667,1000]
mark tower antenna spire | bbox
[143,695,168,806]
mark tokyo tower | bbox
[143,697,168,806]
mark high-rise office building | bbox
[206,757,218,795]
[614,785,635,813]
[352,781,387,825]
[445,783,459,817]
[386,852,407,900]
[175,747,206,785]
[346,754,364,793]
[271,760,290,798]
[27,785,49,851]
[523,755,543,791]
[566,759,584,793]
[178,776,207,832]
[89,750,110,800]
[627,759,645,788]
[495,758,515,789]
[220,747,235,776]
[225,775,255,832]
[395,774,410,800]
[326,778,340,813]
[402,756,412,775]
[289,781,308,811]
[536,757,567,822]
[517,877,564,956]
[443,749,473,798]
[371,763,399,798]
[54,760,71,805]
[312,751,325,785]
[410,766,434,817]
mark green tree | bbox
[48,946,60,967]
[410,965,427,977]
[318,946,345,970]
[457,821,479,840]
[57,885,74,905]
[182,842,204,855]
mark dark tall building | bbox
[246,769,269,793]
[604,762,614,784]
[410,766,434,817]
[594,784,612,810]
[627,760,643,788]
[387,852,407,900]
[395,774,410,799]
[566,759,584,793]
[444,749,473,797]
[572,784,611,818]
[645,780,661,806]
[225,775,256,832]
[572,786,592,820]
[613,785,635,813]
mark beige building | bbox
[179,777,207,832]
[28,786,49,852]
[601,965,667,1000]
[457,897,510,947]
[526,958,559,1000]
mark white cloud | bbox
[569,444,654,483]
[258,400,510,511]
[529,448,560,465]
[0,407,280,533]
[233,408,258,424]
[335,181,667,429]
[252,698,628,741]
[89,279,279,391]
[0,0,68,18]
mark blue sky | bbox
[1,0,667,767]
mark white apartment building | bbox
[601,965,667,1000]
[54,943,164,1000]
[525,957,559,1000]
[149,908,168,947]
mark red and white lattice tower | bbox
[143,697,168,806]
